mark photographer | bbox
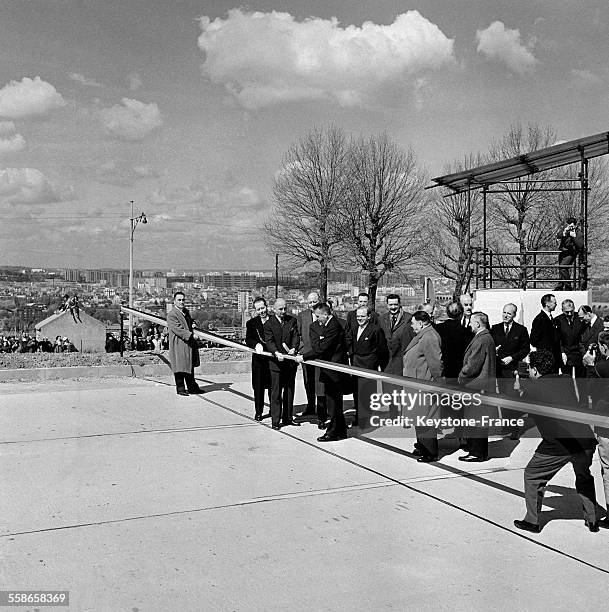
[555,217,583,290]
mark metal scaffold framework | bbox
[427,131,609,292]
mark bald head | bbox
[274,298,287,319]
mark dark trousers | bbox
[497,373,522,436]
[353,377,376,427]
[465,426,489,458]
[252,362,270,418]
[269,367,296,425]
[556,254,575,290]
[325,382,347,438]
[524,449,597,524]
[302,363,326,418]
[415,426,438,458]
[174,372,199,392]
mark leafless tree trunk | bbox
[338,133,426,308]
[487,123,558,288]
[424,154,484,299]
[263,126,350,301]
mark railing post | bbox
[489,251,493,289]
[119,306,124,357]
[533,252,537,289]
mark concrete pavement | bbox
[1,372,609,611]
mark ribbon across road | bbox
[121,305,609,430]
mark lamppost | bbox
[129,200,147,340]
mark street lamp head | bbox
[140,213,147,224]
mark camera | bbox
[588,343,598,352]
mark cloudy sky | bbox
[0,0,607,270]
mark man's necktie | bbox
[505,324,510,336]
[391,315,397,331]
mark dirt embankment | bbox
[0,349,248,370]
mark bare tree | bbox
[263,127,350,300]
[486,123,558,288]
[424,153,485,299]
[338,133,427,307]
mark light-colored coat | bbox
[403,325,443,381]
[458,328,496,392]
[167,306,200,374]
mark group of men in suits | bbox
[245,294,351,441]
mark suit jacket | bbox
[379,310,415,376]
[347,322,389,371]
[437,319,473,380]
[345,309,379,341]
[245,315,270,382]
[580,315,604,355]
[530,310,561,368]
[297,309,315,353]
[524,374,596,455]
[458,328,496,392]
[303,316,348,386]
[491,321,530,376]
[167,306,200,374]
[264,314,299,373]
[554,313,584,366]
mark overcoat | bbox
[167,306,200,374]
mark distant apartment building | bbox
[63,268,81,282]
[205,273,257,290]
[237,290,252,313]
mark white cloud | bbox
[476,21,537,75]
[0,168,74,204]
[197,9,454,109]
[0,121,16,136]
[127,72,143,91]
[0,76,67,119]
[0,134,26,155]
[95,160,159,186]
[99,98,162,141]
[69,72,101,87]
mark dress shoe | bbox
[317,433,347,442]
[513,519,540,534]
[318,420,327,430]
[417,455,438,463]
[271,423,281,430]
[412,448,423,457]
[458,454,489,463]
[586,520,600,533]
[187,388,205,394]
[281,420,300,427]
[176,389,189,396]
[254,414,263,422]
[598,518,609,529]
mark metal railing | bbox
[474,248,585,290]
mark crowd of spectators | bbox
[0,334,77,353]
[105,327,169,353]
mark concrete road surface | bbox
[1,372,608,611]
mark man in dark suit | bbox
[514,350,598,534]
[579,305,604,360]
[296,292,324,423]
[345,293,379,341]
[460,293,474,329]
[346,306,389,428]
[378,294,415,419]
[554,299,585,378]
[491,303,530,439]
[437,301,472,381]
[458,312,496,462]
[298,302,349,442]
[264,297,300,430]
[245,296,271,421]
[530,293,561,373]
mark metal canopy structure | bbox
[426,130,609,291]
[428,131,609,193]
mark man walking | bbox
[514,350,598,533]
[167,291,203,396]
